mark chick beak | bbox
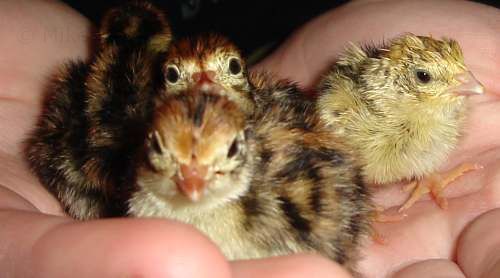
[176,161,208,202]
[192,71,216,91]
[450,71,485,96]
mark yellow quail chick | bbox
[24,1,172,219]
[317,34,484,212]
[130,83,373,274]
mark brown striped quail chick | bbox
[317,34,485,212]
[24,1,172,219]
[159,34,254,114]
[130,83,373,274]
[158,34,314,127]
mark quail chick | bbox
[24,61,106,219]
[157,32,324,159]
[317,34,484,212]
[84,0,172,210]
[24,1,172,219]
[98,0,172,52]
[130,84,373,273]
[159,33,324,118]
[159,34,254,113]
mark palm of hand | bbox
[256,0,500,276]
[1,0,499,277]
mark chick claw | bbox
[370,206,407,245]
[374,205,407,222]
[371,229,387,245]
[398,163,483,212]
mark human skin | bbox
[0,0,499,277]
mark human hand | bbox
[0,1,349,277]
[256,0,500,277]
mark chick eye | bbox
[228,58,242,75]
[148,131,165,156]
[415,69,432,84]
[227,139,239,158]
[166,65,180,84]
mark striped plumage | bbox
[25,3,373,271]
[24,62,109,218]
[130,39,373,272]
[99,0,171,52]
[24,1,172,219]
[248,74,373,272]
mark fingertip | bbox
[457,208,500,278]
[101,218,232,278]
[392,259,464,278]
[231,253,352,278]
[33,218,231,278]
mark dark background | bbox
[62,0,499,62]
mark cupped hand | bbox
[3,0,499,277]
[0,1,348,277]
[256,0,500,277]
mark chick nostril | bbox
[452,71,485,95]
[205,71,216,80]
[192,72,201,82]
[192,71,215,86]
[180,162,208,181]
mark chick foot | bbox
[374,205,407,222]
[370,206,408,245]
[371,229,387,245]
[398,163,482,212]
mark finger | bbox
[392,259,465,278]
[231,253,352,278]
[0,183,38,211]
[1,210,230,278]
[457,208,500,278]
[0,0,90,213]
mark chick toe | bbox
[399,180,431,212]
[374,204,407,222]
[430,162,483,209]
[399,163,482,212]
[371,229,387,245]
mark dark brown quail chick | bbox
[99,0,171,52]
[158,33,321,120]
[24,1,172,219]
[317,34,485,212]
[83,1,173,214]
[130,81,373,274]
[159,34,254,113]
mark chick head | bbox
[356,34,484,114]
[137,86,254,210]
[99,1,172,52]
[160,34,253,113]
